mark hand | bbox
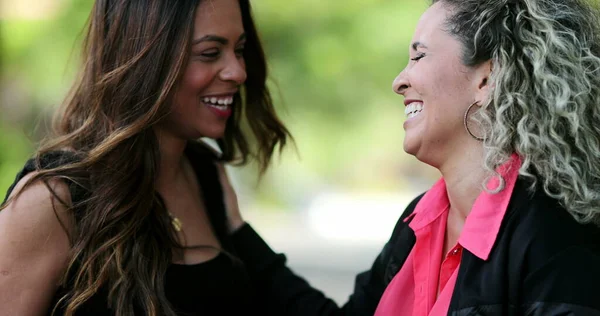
[216,163,245,233]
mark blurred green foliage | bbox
[0,0,433,207]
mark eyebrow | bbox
[411,41,428,51]
[192,33,247,45]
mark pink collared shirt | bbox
[374,155,521,316]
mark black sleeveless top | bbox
[3,143,261,315]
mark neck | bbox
[154,128,188,190]
[439,144,487,219]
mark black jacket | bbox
[231,177,600,315]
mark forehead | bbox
[412,2,450,42]
[193,0,243,35]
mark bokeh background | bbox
[0,0,439,303]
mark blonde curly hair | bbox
[434,0,600,225]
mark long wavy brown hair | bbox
[1,0,291,315]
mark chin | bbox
[198,128,227,140]
[403,142,434,167]
[403,140,419,157]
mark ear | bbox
[473,60,493,105]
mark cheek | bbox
[180,63,216,92]
[427,66,471,103]
[409,62,441,96]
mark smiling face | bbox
[162,0,247,140]
[392,1,490,168]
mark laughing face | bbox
[392,2,489,168]
[163,0,247,140]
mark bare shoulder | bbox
[0,172,75,314]
[2,171,75,238]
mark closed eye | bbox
[197,48,220,59]
[411,53,425,61]
[202,51,220,58]
[235,46,245,58]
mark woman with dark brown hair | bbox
[0,0,290,315]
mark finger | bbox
[215,163,233,190]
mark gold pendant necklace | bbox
[168,212,183,232]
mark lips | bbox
[202,94,234,118]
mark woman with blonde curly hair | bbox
[219,0,600,314]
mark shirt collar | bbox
[406,178,450,230]
[406,154,521,261]
[459,154,521,260]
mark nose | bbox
[219,55,247,85]
[392,68,409,95]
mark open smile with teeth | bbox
[405,102,423,119]
[202,96,234,110]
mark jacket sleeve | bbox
[230,195,423,316]
[521,245,600,316]
[230,224,389,316]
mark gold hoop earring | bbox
[463,101,484,141]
